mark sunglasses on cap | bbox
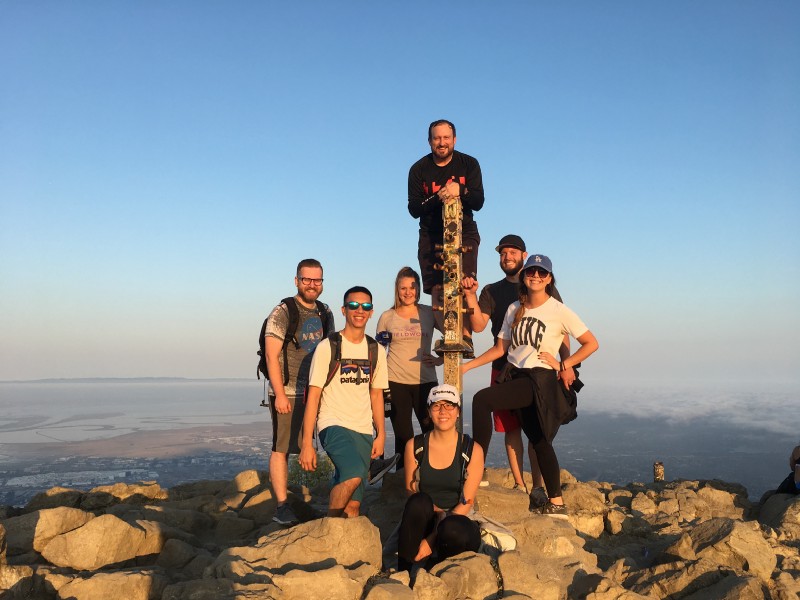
[345,301,374,311]
[523,267,550,278]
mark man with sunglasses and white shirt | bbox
[300,286,389,518]
[264,258,335,525]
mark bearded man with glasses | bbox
[300,286,389,518]
[263,258,335,525]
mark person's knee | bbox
[437,515,481,559]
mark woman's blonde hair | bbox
[394,266,421,309]
[512,271,558,329]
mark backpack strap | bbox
[412,432,427,489]
[323,332,343,389]
[315,301,333,338]
[322,333,378,389]
[459,434,474,491]
[280,297,301,384]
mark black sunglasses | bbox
[523,267,550,278]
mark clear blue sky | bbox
[1,2,798,385]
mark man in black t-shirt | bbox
[407,119,484,297]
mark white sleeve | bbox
[560,304,589,339]
[308,339,332,388]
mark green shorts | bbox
[319,425,371,503]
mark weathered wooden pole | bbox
[434,197,473,432]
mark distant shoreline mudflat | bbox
[0,421,269,460]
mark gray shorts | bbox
[269,395,304,454]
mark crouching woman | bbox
[397,384,485,572]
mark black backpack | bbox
[257,297,334,383]
[322,331,379,389]
[413,431,474,491]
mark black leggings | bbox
[388,381,435,469]
[397,492,481,571]
[472,375,562,498]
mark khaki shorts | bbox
[269,394,304,454]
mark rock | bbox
[364,578,414,599]
[624,557,726,598]
[24,487,84,512]
[2,507,95,554]
[759,493,800,539]
[688,517,776,582]
[40,514,180,570]
[238,488,278,525]
[107,504,214,532]
[630,493,657,515]
[155,538,199,570]
[607,489,633,509]
[56,570,167,600]
[88,481,168,504]
[680,574,765,600]
[0,564,34,596]
[161,578,235,600]
[0,524,5,566]
[696,483,748,519]
[660,532,696,562]
[213,516,381,581]
[605,508,626,535]
[563,482,607,513]
[499,551,562,600]
[411,568,450,600]
[582,576,650,599]
[213,514,255,541]
[270,564,366,599]
[169,480,229,500]
[430,552,498,600]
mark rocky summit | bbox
[1,467,799,599]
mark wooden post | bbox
[434,197,472,432]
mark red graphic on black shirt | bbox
[422,176,466,196]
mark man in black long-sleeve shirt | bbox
[408,120,484,297]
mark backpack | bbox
[322,331,379,389]
[257,297,334,383]
[413,431,474,492]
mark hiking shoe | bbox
[273,503,299,525]
[529,487,549,511]
[541,501,569,518]
[369,453,400,484]
[479,468,490,487]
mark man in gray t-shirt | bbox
[264,258,334,525]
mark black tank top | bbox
[419,435,462,511]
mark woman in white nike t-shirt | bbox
[462,254,598,517]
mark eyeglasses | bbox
[299,277,324,286]
[345,301,374,311]
[523,267,550,278]
[429,402,458,412]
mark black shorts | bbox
[418,228,480,295]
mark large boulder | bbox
[55,570,167,600]
[213,516,381,582]
[40,514,185,570]
[24,487,84,512]
[87,481,168,504]
[0,523,5,566]
[430,552,498,600]
[758,493,800,540]
[2,507,95,554]
[688,517,776,583]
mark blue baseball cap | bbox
[522,254,553,273]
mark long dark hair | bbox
[512,272,557,329]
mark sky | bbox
[1,2,799,387]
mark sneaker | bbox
[273,502,300,525]
[479,468,490,487]
[369,453,400,484]
[541,501,569,519]
[528,486,548,511]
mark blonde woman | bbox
[376,267,442,471]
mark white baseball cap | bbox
[427,383,461,406]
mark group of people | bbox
[260,119,599,570]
